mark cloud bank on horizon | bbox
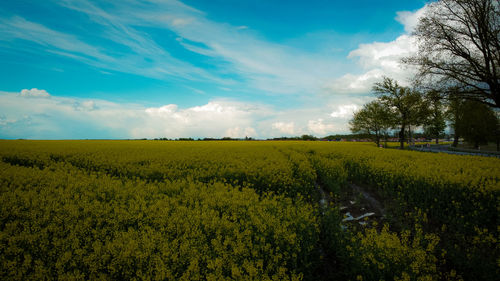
[0,0,427,139]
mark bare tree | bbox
[404,0,500,108]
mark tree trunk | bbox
[452,123,459,147]
[435,136,439,145]
[408,125,412,146]
[374,132,380,147]
[497,123,500,152]
[399,124,406,149]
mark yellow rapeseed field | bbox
[0,140,498,280]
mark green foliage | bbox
[422,91,447,143]
[455,100,498,148]
[349,100,392,146]
[300,135,317,141]
[373,77,427,148]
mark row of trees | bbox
[350,77,499,149]
[350,0,499,150]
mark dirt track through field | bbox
[318,182,385,221]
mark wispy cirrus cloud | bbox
[1,0,351,96]
[0,0,425,98]
[0,12,221,83]
[0,15,112,62]
[58,0,345,95]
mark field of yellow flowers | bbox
[0,140,498,280]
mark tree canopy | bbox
[422,91,447,143]
[349,100,393,146]
[372,77,426,149]
[455,99,498,148]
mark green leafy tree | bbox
[446,97,465,147]
[301,134,317,141]
[456,100,499,149]
[373,77,426,149]
[423,91,447,144]
[404,0,500,108]
[349,100,393,147]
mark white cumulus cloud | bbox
[327,6,427,94]
[135,100,267,139]
[272,122,296,135]
[348,35,417,71]
[307,119,336,136]
[329,34,417,94]
[20,88,51,98]
[224,127,256,138]
[330,104,360,118]
[395,6,427,33]
[74,100,97,111]
[1,90,365,139]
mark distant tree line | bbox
[268,135,318,141]
[153,137,255,141]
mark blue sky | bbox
[0,0,428,139]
